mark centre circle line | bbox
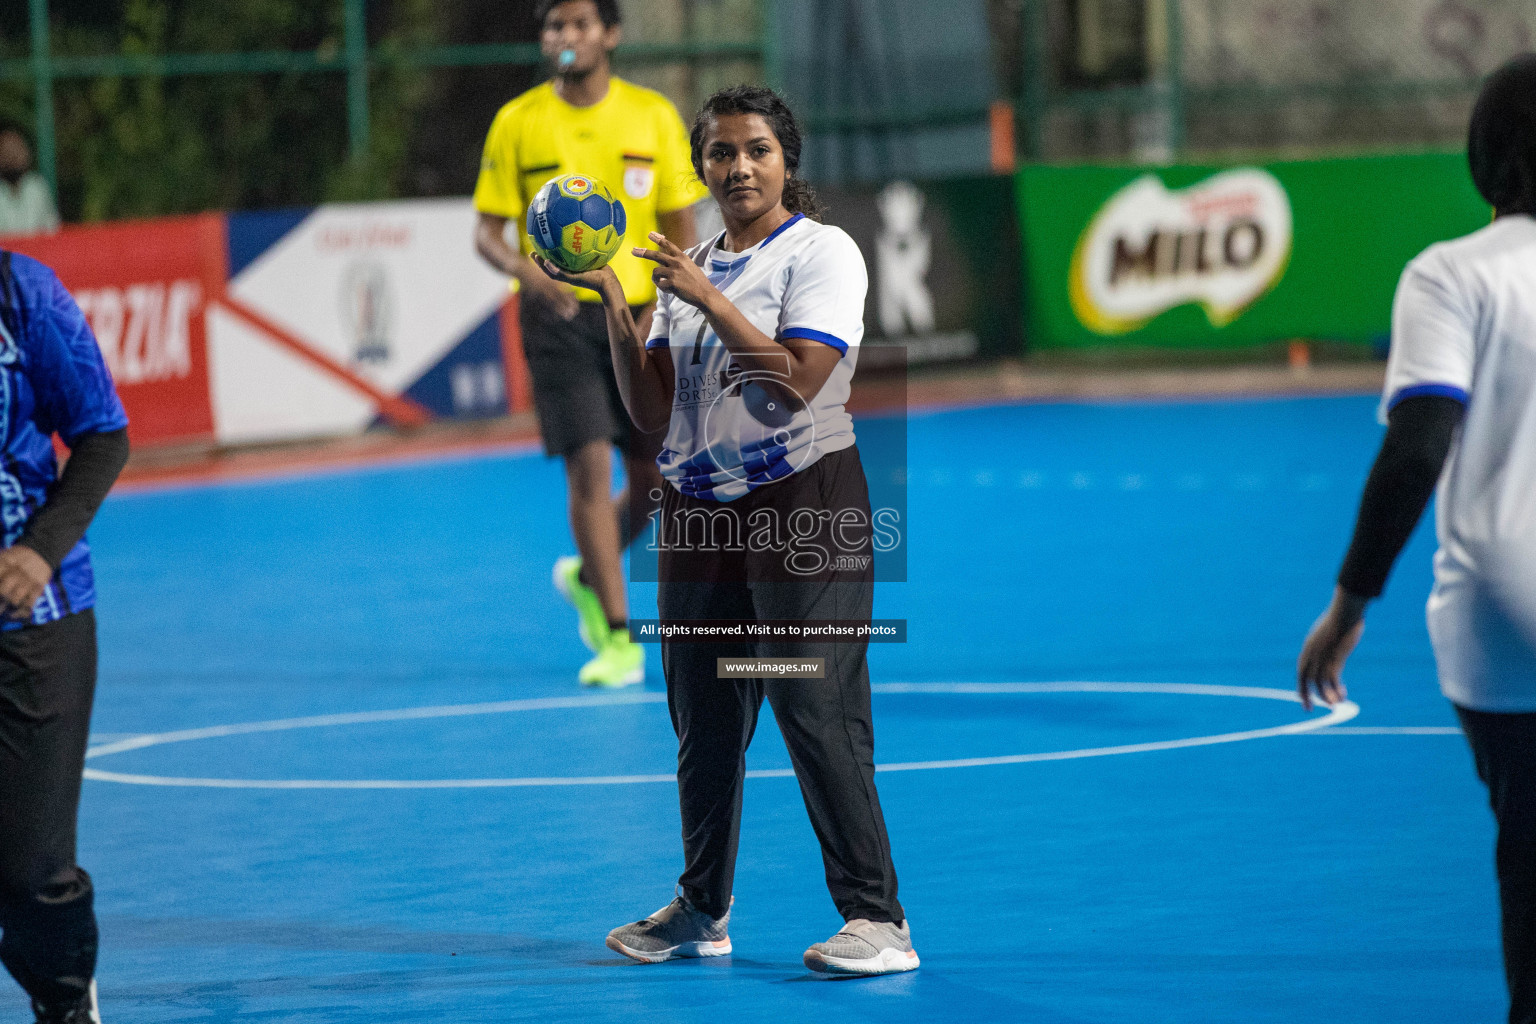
[82,682,1359,790]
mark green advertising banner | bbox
[1016,153,1491,350]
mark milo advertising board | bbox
[1017,153,1491,349]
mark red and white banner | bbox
[213,199,509,445]
[5,214,225,447]
[5,200,531,450]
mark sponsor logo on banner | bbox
[1069,169,1292,334]
[623,165,654,199]
[340,261,393,364]
[875,182,936,337]
[74,281,201,385]
[316,222,411,251]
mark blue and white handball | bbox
[528,173,628,274]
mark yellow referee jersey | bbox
[474,77,708,304]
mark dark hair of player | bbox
[535,0,621,30]
[1468,53,1536,216]
[690,85,824,222]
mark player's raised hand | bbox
[1297,585,1367,711]
[530,252,616,309]
[634,232,714,310]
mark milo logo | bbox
[1069,169,1292,334]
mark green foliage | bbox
[4,0,436,222]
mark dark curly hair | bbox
[1469,53,1536,216]
[690,85,823,221]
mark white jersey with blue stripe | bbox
[646,213,866,502]
[1381,214,1536,710]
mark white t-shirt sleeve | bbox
[1379,248,1477,423]
[777,228,867,355]
[645,289,672,350]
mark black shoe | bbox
[32,981,100,1023]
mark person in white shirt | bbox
[533,84,917,978]
[1298,54,1536,1024]
[0,126,60,239]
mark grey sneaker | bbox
[605,894,732,963]
[803,918,920,976]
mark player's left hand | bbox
[1297,585,1367,711]
[634,233,716,311]
[0,544,52,620]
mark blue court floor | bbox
[5,395,1507,1022]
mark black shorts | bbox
[520,296,666,461]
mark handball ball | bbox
[529,174,627,273]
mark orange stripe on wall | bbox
[990,101,1017,174]
[499,295,532,414]
[217,293,433,428]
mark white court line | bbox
[1305,726,1462,735]
[82,682,1362,790]
[85,692,667,759]
[80,769,686,789]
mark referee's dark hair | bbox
[535,0,621,29]
[690,85,824,221]
[1468,53,1536,216]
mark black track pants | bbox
[1457,704,1536,1024]
[657,447,903,924]
[0,609,99,1011]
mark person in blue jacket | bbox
[0,250,130,1024]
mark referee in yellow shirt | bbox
[473,0,706,687]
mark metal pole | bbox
[682,0,697,117]
[28,0,57,194]
[1020,0,1047,159]
[761,0,783,92]
[344,0,370,159]
[1164,0,1185,156]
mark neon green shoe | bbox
[579,629,645,688]
[553,556,609,653]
